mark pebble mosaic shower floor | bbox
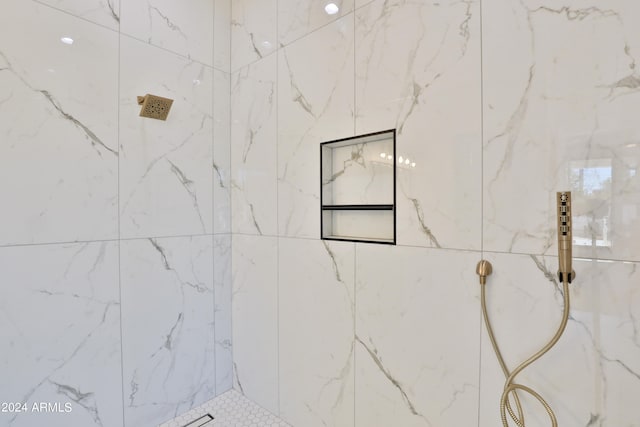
[159,389,291,427]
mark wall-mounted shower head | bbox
[557,191,575,283]
[137,94,174,120]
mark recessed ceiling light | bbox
[261,40,272,49]
[325,3,339,15]
[60,36,74,45]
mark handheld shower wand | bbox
[477,191,576,427]
[556,192,575,283]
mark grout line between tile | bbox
[212,0,218,397]
[117,18,126,427]
[478,0,485,425]
[275,0,282,417]
[228,0,235,403]
[353,242,357,427]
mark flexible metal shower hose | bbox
[481,278,571,427]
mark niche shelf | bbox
[320,129,396,244]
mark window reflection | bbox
[569,159,612,247]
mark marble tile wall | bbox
[2,0,639,426]
[279,238,355,427]
[230,55,278,235]
[231,235,279,415]
[230,0,640,426]
[278,16,355,238]
[0,1,231,427]
[355,245,480,427]
[0,242,122,427]
[482,0,640,263]
[0,0,119,246]
[478,253,640,426]
[121,237,216,426]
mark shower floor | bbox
[159,389,291,427]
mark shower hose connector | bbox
[476,258,572,427]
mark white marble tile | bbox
[482,0,640,261]
[0,242,122,427]
[119,38,214,239]
[121,236,215,427]
[594,259,640,426]
[231,56,278,236]
[354,0,374,10]
[278,0,355,47]
[231,235,279,415]
[214,234,233,394]
[120,0,214,66]
[213,69,231,234]
[355,244,480,427]
[355,0,482,251]
[478,253,640,426]
[278,15,355,239]
[278,238,355,427]
[0,1,118,246]
[214,0,231,72]
[231,0,277,72]
[35,0,120,30]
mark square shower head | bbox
[137,94,174,120]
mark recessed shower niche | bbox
[320,129,396,244]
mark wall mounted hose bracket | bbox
[476,259,493,285]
